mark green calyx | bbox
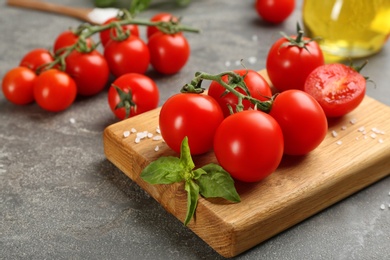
[280,23,317,52]
[141,137,240,226]
[113,85,136,119]
[180,70,274,114]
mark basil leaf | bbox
[184,179,199,226]
[94,0,117,7]
[197,163,241,203]
[141,156,184,184]
[192,167,207,180]
[179,136,195,172]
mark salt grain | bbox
[123,131,130,138]
[156,126,161,134]
[248,56,257,64]
[131,128,137,133]
[154,145,159,152]
[341,126,347,130]
[379,138,384,144]
[147,133,153,138]
[336,140,342,145]
[380,204,386,210]
[69,118,76,124]
[225,61,231,67]
[135,138,141,144]
[152,135,163,141]
[370,133,377,139]
[350,118,357,124]
[358,126,365,132]
[332,130,338,137]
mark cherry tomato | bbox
[269,90,327,155]
[208,69,272,117]
[2,67,36,105]
[159,93,224,155]
[33,69,77,112]
[255,0,295,24]
[99,17,140,47]
[19,48,54,72]
[104,35,150,77]
[266,32,324,92]
[53,30,94,54]
[214,110,284,182]
[65,50,109,96]
[108,73,159,120]
[147,13,179,39]
[147,32,190,75]
[304,63,366,118]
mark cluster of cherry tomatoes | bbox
[158,25,367,183]
[1,12,191,115]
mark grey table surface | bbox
[1,0,389,259]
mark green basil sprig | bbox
[141,137,241,225]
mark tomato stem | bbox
[182,71,274,114]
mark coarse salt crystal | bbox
[156,126,161,134]
[378,138,384,144]
[70,118,76,124]
[332,130,338,137]
[225,61,231,67]
[380,204,386,210]
[154,145,159,152]
[248,56,257,64]
[123,131,130,138]
[341,126,347,130]
[147,133,153,138]
[152,135,163,141]
[350,118,357,124]
[358,126,365,132]
[135,138,141,144]
[370,133,377,139]
[336,140,342,145]
[131,128,137,133]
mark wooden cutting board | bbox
[103,70,390,258]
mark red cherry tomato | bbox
[214,110,284,182]
[147,13,179,39]
[147,32,190,75]
[99,17,140,47]
[208,69,272,117]
[33,69,77,112]
[65,50,109,96]
[255,0,295,24]
[159,93,224,155]
[53,30,94,54]
[266,33,324,92]
[304,63,366,118]
[104,35,150,77]
[269,90,328,155]
[108,73,159,120]
[2,67,37,105]
[19,48,54,72]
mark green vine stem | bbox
[181,71,275,114]
[36,9,199,74]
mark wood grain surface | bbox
[103,71,390,258]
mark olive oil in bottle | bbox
[303,0,390,61]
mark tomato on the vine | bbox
[266,28,324,92]
[255,0,295,24]
[108,73,159,120]
[147,32,190,75]
[53,30,94,54]
[304,63,366,118]
[147,13,179,39]
[19,48,54,72]
[214,110,284,182]
[65,50,109,96]
[99,17,140,47]
[159,93,224,155]
[104,35,150,77]
[2,67,37,105]
[208,69,272,117]
[33,69,77,112]
[269,90,327,155]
